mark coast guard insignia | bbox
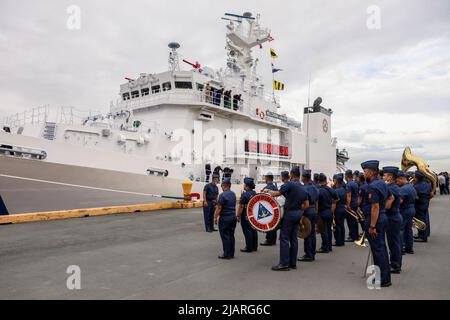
[246,193,281,232]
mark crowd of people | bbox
[202,160,436,288]
[204,83,242,111]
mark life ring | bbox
[259,111,265,120]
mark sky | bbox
[0,0,449,172]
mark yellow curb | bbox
[0,201,204,224]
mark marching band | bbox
[206,157,436,287]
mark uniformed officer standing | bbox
[260,172,279,246]
[413,171,433,242]
[237,177,258,253]
[313,173,320,187]
[361,160,391,287]
[317,173,338,253]
[267,166,309,271]
[345,169,360,242]
[214,178,237,259]
[298,170,318,262]
[333,173,347,247]
[203,173,219,232]
[382,166,403,274]
[396,170,417,254]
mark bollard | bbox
[181,181,193,200]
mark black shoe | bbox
[298,256,315,262]
[333,243,345,247]
[240,248,252,253]
[414,238,427,243]
[317,248,329,254]
[404,249,414,254]
[391,268,402,274]
[212,229,218,232]
[345,238,355,242]
[381,281,392,287]
[271,264,290,271]
[206,230,213,233]
[289,265,297,269]
[260,241,275,246]
[218,255,233,259]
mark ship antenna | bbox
[168,42,181,72]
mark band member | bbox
[361,160,391,287]
[313,173,320,187]
[413,171,433,242]
[396,170,417,254]
[238,177,258,253]
[357,172,368,229]
[317,173,338,253]
[382,166,403,273]
[333,173,347,247]
[203,173,219,232]
[214,178,237,259]
[353,170,360,181]
[345,169,360,241]
[299,169,319,261]
[266,166,309,271]
[260,172,279,246]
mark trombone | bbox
[345,207,365,223]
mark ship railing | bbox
[2,105,49,127]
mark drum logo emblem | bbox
[246,193,281,232]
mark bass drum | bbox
[246,193,284,232]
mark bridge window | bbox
[151,85,160,93]
[175,81,193,89]
[141,87,149,96]
[131,90,140,98]
[162,82,172,91]
[122,92,130,100]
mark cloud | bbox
[0,0,449,171]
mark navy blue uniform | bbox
[333,185,347,246]
[386,182,403,270]
[240,189,258,251]
[399,183,417,252]
[263,182,279,245]
[218,190,237,258]
[346,180,360,240]
[318,185,338,252]
[0,195,8,215]
[303,182,319,258]
[278,179,308,267]
[363,178,391,285]
[414,181,432,241]
[203,182,219,232]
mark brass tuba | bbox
[412,217,427,231]
[401,147,438,193]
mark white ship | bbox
[0,12,347,214]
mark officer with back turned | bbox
[317,173,338,253]
[260,172,279,246]
[345,169,360,242]
[203,173,219,232]
[214,178,237,259]
[237,177,258,253]
[266,166,309,271]
[299,169,319,261]
[361,160,391,287]
[396,170,417,254]
[413,171,433,243]
[332,173,347,247]
[382,166,403,274]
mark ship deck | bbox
[1,195,449,299]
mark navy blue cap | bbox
[383,166,399,175]
[222,178,231,185]
[333,173,344,182]
[354,170,360,175]
[244,177,255,189]
[358,172,365,179]
[313,173,319,180]
[318,173,327,182]
[281,171,289,178]
[345,169,353,176]
[212,173,220,179]
[396,170,406,178]
[415,170,425,179]
[302,169,312,178]
[361,160,379,170]
[290,166,300,176]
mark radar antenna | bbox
[168,42,181,72]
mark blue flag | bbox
[257,203,272,220]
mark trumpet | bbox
[412,217,426,231]
[345,207,365,222]
[354,232,368,247]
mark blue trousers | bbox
[320,216,333,252]
[334,207,346,245]
[365,214,391,285]
[0,195,8,215]
[241,215,258,251]
[279,211,301,267]
[203,200,216,231]
[400,207,415,251]
[219,216,237,257]
[386,213,403,269]
[346,205,360,240]
[415,207,428,241]
[265,230,277,244]
[303,213,317,258]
